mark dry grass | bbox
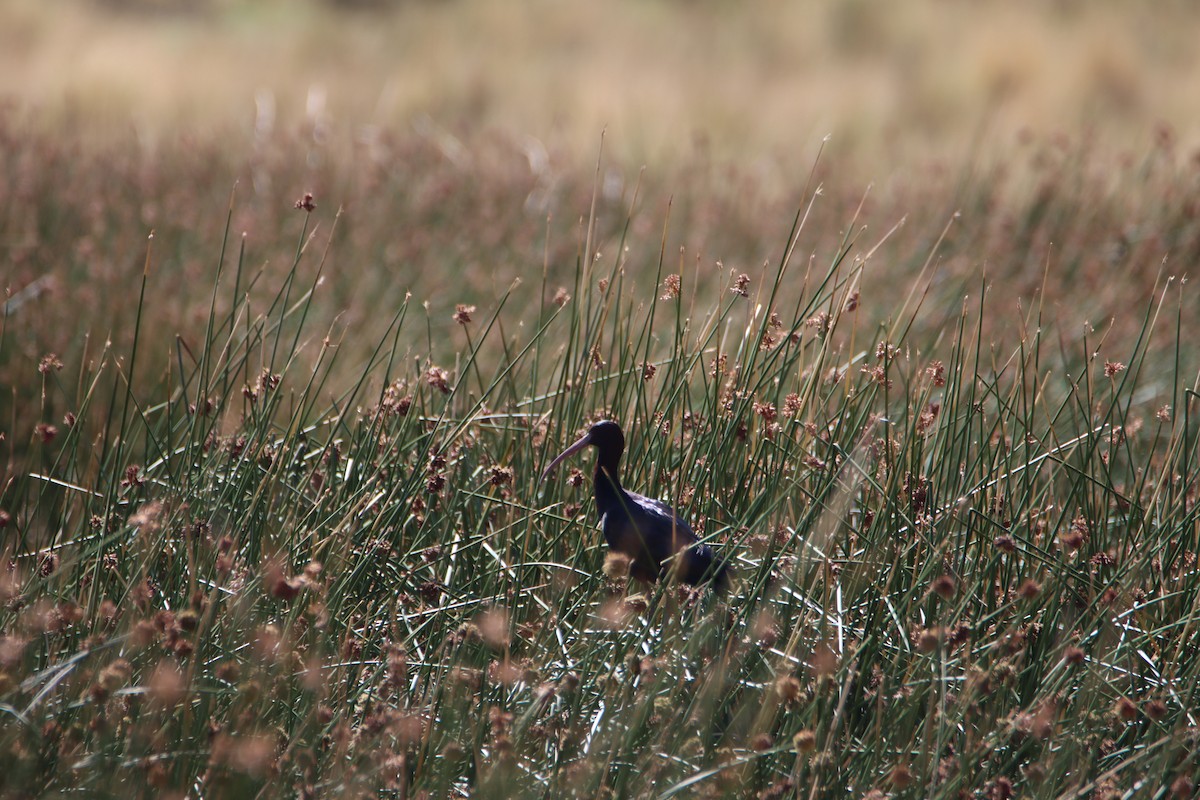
[3,107,1199,480]
[6,0,1200,168]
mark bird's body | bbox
[542,420,727,590]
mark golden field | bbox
[5,0,1200,167]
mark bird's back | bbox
[604,489,725,587]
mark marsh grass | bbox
[5,109,1200,484]
[3,137,1200,798]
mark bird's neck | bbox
[594,456,623,508]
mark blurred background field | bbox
[5,0,1200,168]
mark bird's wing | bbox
[625,491,695,540]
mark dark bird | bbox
[542,420,727,590]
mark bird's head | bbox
[541,420,625,481]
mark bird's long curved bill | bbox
[540,432,592,481]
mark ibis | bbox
[542,420,727,590]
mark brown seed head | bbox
[38,353,64,374]
[751,611,778,648]
[489,465,513,486]
[602,552,632,580]
[489,658,522,685]
[860,364,891,388]
[749,732,774,752]
[39,551,60,576]
[265,560,305,602]
[1144,699,1169,721]
[452,304,476,325]
[98,658,132,692]
[889,765,913,789]
[932,574,957,600]
[622,594,649,615]
[477,608,511,650]
[216,733,276,777]
[1060,530,1084,550]
[925,360,946,386]
[792,729,817,753]
[215,661,241,683]
[775,675,802,703]
[875,342,899,362]
[806,312,831,336]
[0,637,27,670]
[254,624,284,663]
[1113,696,1138,723]
[426,366,452,394]
[128,500,165,535]
[1171,777,1195,799]
[989,776,1014,799]
[148,659,186,707]
[121,465,144,489]
[731,273,750,297]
